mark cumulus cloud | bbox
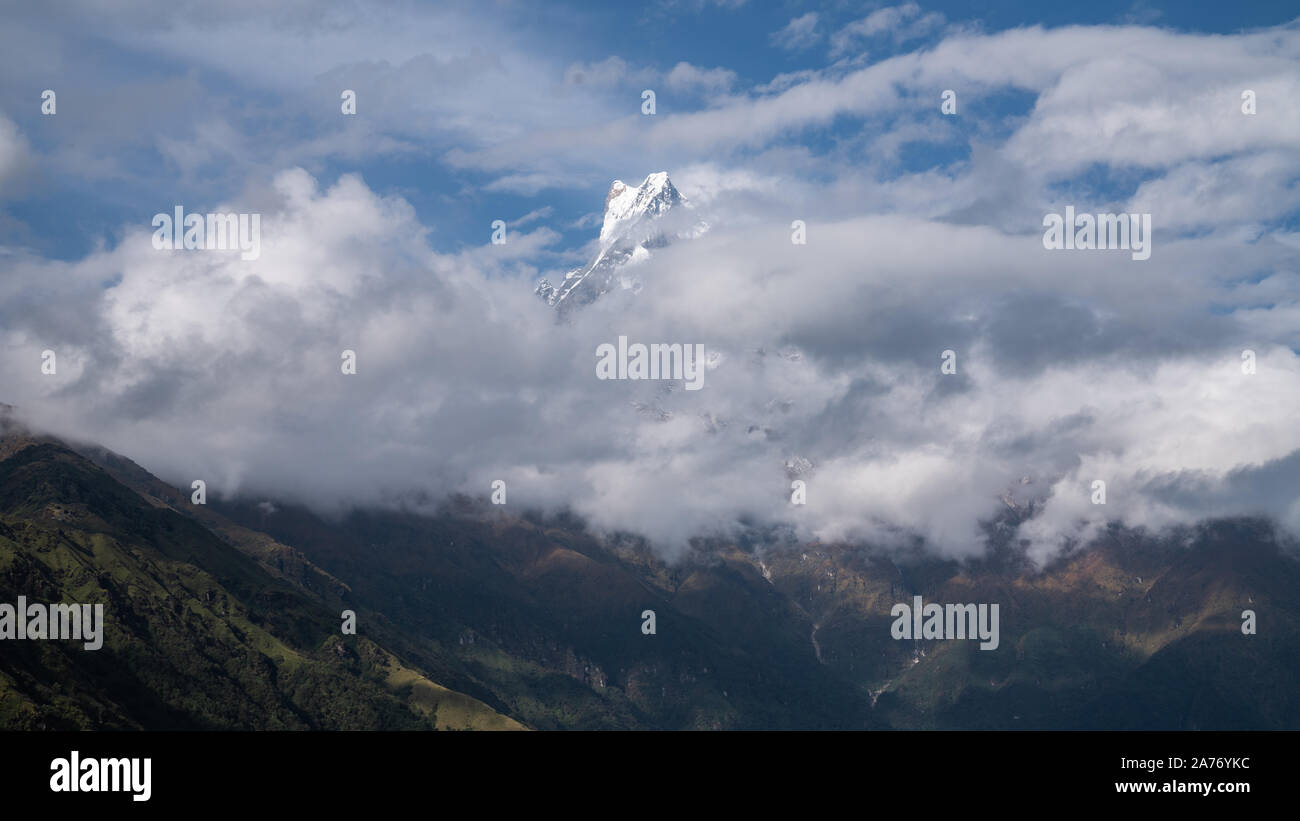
[3,3,1300,567]
[5,164,1299,564]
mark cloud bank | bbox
[2,3,1299,564]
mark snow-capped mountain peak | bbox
[536,172,704,311]
[599,172,678,246]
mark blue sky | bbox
[5,0,1298,261]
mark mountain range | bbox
[3,403,1296,730]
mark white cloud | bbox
[771,12,820,52]
[0,115,31,190]
[511,206,554,228]
[665,62,738,96]
[4,5,1300,565]
[829,2,945,58]
[3,164,1299,564]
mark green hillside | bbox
[0,434,519,730]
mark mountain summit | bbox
[598,171,680,246]
[536,172,706,311]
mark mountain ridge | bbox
[536,171,706,311]
[0,417,522,730]
[3,409,1297,729]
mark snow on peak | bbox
[536,171,704,311]
[599,171,680,247]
